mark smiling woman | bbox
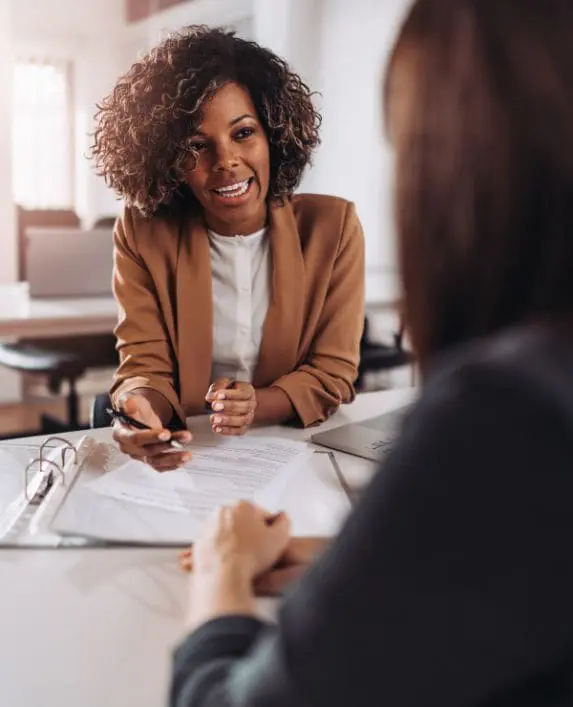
[91,26,364,471]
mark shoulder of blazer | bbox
[288,193,357,249]
[120,205,182,259]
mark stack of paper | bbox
[51,437,312,545]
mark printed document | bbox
[86,436,311,526]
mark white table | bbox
[0,389,414,707]
[0,282,117,339]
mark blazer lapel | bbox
[254,200,305,387]
[176,214,213,413]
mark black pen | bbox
[106,408,185,450]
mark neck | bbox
[203,209,267,237]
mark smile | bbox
[211,178,253,198]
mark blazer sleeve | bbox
[271,203,365,427]
[109,209,185,423]
[170,362,573,707]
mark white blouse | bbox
[208,228,271,383]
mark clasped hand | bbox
[181,502,326,597]
[206,377,257,436]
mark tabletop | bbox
[0,282,117,339]
[0,388,415,707]
[0,271,400,341]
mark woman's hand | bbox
[255,537,328,596]
[206,378,257,435]
[187,502,291,628]
[194,502,290,579]
[180,536,327,596]
[111,393,192,472]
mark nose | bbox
[213,141,240,171]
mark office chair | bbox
[0,208,118,433]
[91,392,113,429]
[92,216,117,229]
[356,316,414,391]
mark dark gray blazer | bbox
[171,325,573,707]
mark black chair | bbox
[92,216,117,229]
[0,335,118,433]
[356,316,414,391]
[91,392,113,429]
[0,207,118,433]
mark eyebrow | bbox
[229,113,256,126]
[190,114,256,138]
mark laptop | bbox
[26,227,114,298]
[311,405,411,462]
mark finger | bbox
[112,427,164,458]
[213,425,248,436]
[254,565,306,597]
[126,429,172,449]
[147,451,192,471]
[179,550,193,572]
[171,430,193,445]
[134,441,176,457]
[211,413,253,429]
[205,378,233,401]
[112,419,170,441]
[213,388,254,402]
[281,537,327,566]
[210,400,255,415]
[266,512,291,553]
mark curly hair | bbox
[91,26,321,217]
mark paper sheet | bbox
[86,437,311,524]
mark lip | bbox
[209,177,255,204]
[210,177,252,191]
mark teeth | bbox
[214,179,250,197]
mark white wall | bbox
[12,0,125,42]
[0,0,17,286]
[253,0,322,91]
[126,0,253,50]
[254,0,411,270]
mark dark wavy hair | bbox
[91,26,321,217]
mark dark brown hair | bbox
[386,0,573,368]
[91,26,321,217]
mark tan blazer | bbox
[110,193,365,427]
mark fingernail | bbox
[212,402,224,411]
[216,392,226,400]
[159,431,170,441]
[215,427,222,434]
[213,416,222,425]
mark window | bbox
[12,59,74,209]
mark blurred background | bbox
[0,0,412,437]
